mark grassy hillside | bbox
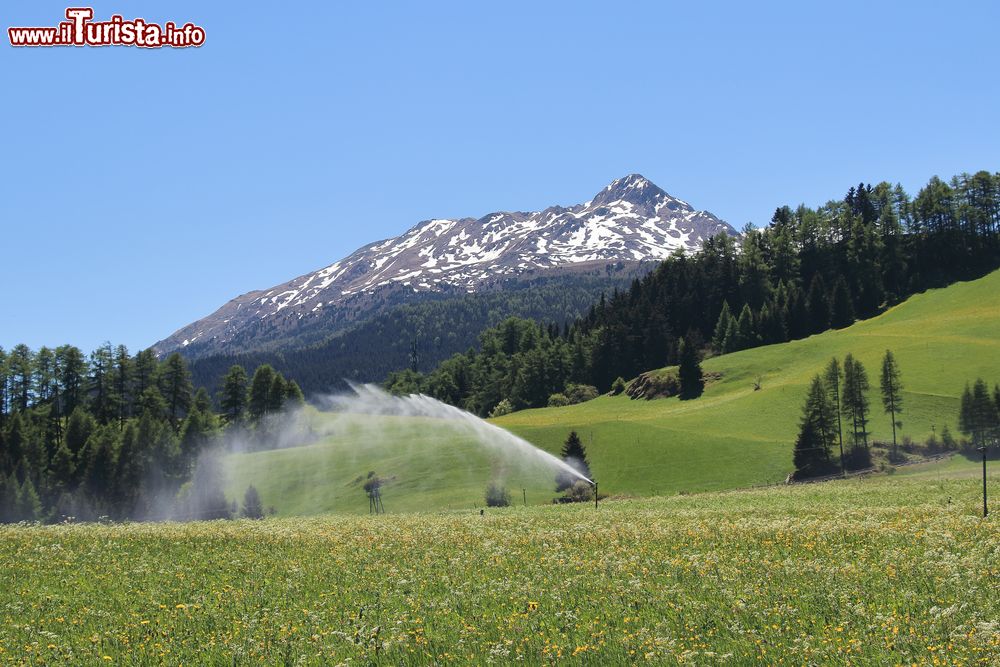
[225,270,1000,514]
[223,414,561,516]
[3,474,997,664]
[496,269,1000,497]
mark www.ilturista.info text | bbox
[8,8,205,48]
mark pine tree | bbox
[242,484,264,519]
[131,349,158,402]
[158,353,193,429]
[677,337,704,399]
[247,365,276,423]
[824,358,845,472]
[136,387,168,421]
[193,388,212,415]
[712,301,733,353]
[0,474,14,522]
[64,408,96,459]
[722,317,738,354]
[89,343,116,425]
[806,274,831,334]
[82,426,118,507]
[556,431,592,491]
[879,350,904,449]
[786,290,810,339]
[184,452,231,521]
[830,277,855,329]
[735,305,756,350]
[16,477,42,521]
[267,374,287,414]
[113,345,132,428]
[220,365,249,425]
[959,379,999,447]
[842,354,871,450]
[56,345,88,417]
[8,344,34,412]
[49,442,77,491]
[284,379,305,407]
[113,423,141,517]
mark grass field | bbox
[495,268,1000,497]
[2,473,997,665]
[223,414,561,516]
[224,270,1000,516]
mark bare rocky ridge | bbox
[155,174,735,357]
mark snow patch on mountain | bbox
[156,174,735,356]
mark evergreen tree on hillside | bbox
[794,375,837,479]
[556,431,592,491]
[284,378,305,407]
[193,388,213,415]
[735,305,756,351]
[0,349,9,427]
[824,357,845,471]
[677,337,704,399]
[56,345,88,417]
[267,374,287,414]
[131,349,158,403]
[158,353,193,430]
[879,350,904,450]
[786,290,810,340]
[712,301,734,353]
[113,345,132,428]
[806,274,831,334]
[136,386,168,421]
[242,484,264,519]
[64,408,96,459]
[247,365,277,423]
[8,344,34,412]
[830,277,855,329]
[842,354,871,450]
[183,452,231,521]
[219,365,249,425]
[16,477,41,521]
[89,343,116,425]
[959,379,999,448]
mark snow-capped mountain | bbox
[155,174,735,357]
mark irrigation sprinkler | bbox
[978,445,988,518]
[593,480,599,509]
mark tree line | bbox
[794,351,1000,479]
[794,351,903,478]
[188,269,643,396]
[388,170,1000,416]
[0,342,300,523]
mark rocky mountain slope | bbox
[155,174,734,357]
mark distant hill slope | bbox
[157,174,734,358]
[224,269,1000,514]
[188,265,650,394]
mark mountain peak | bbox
[590,173,682,210]
[154,176,735,357]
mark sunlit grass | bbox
[1,473,997,664]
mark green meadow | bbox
[224,270,1000,515]
[2,473,998,665]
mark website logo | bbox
[9,7,206,48]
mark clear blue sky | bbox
[2,1,998,353]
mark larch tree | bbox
[793,374,837,479]
[824,357,845,472]
[879,350,904,450]
[556,430,592,491]
[842,354,871,450]
[677,337,704,399]
[220,365,249,425]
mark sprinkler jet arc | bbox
[328,383,595,488]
